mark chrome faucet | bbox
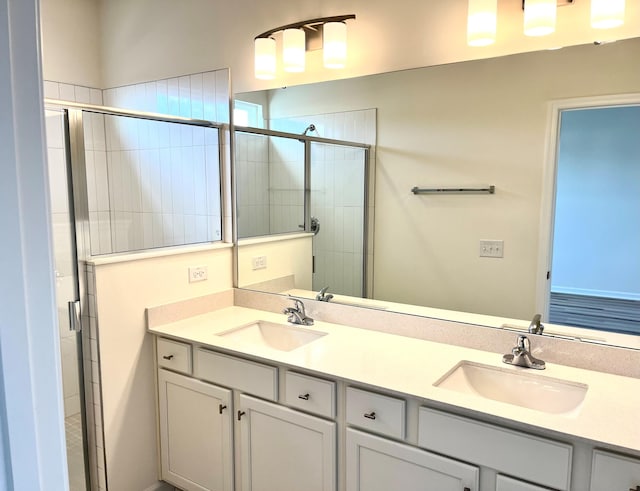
[315,286,334,302]
[283,298,314,326]
[528,313,544,335]
[502,335,545,370]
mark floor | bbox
[65,413,88,491]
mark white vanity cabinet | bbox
[418,407,573,491]
[495,475,557,491]
[157,369,233,491]
[590,450,640,491]
[346,428,479,491]
[237,394,336,491]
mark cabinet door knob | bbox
[162,354,174,360]
[363,411,376,420]
[219,404,227,414]
[237,410,246,421]
[298,393,310,401]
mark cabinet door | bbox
[591,450,640,491]
[496,475,555,491]
[238,394,336,491]
[346,428,479,491]
[158,369,233,491]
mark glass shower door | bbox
[309,142,367,297]
[45,108,89,490]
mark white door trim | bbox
[535,93,640,319]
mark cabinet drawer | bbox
[591,450,640,491]
[496,475,553,491]
[156,338,192,375]
[418,407,572,491]
[285,371,336,419]
[346,387,405,439]
[195,348,278,401]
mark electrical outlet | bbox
[252,256,267,270]
[188,266,208,282]
[479,240,504,258]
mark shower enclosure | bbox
[234,126,369,298]
[44,100,224,490]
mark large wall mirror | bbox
[233,37,640,349]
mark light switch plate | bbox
[479,240,504,258]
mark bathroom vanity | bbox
[148,303,640,491]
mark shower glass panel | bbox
[236,131,305,238]
[84,111,223,255]
[310,142,367,297]
[44,108,89,491]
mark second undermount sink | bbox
[217,321,327,352]
[435,361,588,415]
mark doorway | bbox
[544,100,640,334]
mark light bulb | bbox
[524,0,556,37]
[283,28,306,73]
[323,22,348,68]
[591,0,625,29]
[467,0,497,47]
[254,38,276,80]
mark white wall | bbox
[264,39,640,319]
[552,105,640,300]
[238,236,313,290]
[98,0,640,93]
[93,247,233,491]
[40,0,102,87]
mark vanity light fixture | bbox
[254,14,356,79]
[467,0,498,47]
[591,0,625,28]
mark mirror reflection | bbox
[234,37,640,347]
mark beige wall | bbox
[40,0,102,87]
[98,0,640,93]
[238,235,313,290]
[93,247,233,491]
[264,39,640,319]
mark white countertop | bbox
[149,306,640,453]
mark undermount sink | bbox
[217,321,327,352]
[434,361,588,415]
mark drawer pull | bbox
[162,354,174,360]
[238,410,246,421]
[629,487,640,491]
[219,404,227,414]
[464,488,471,491]
[363,411,376,420]
[298,393,310,401]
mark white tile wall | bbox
[100,69,228,254]
[236,132,270,238]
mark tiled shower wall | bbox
[235,132,271,237]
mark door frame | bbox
[535,93,640,319]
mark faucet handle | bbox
[516,335,529,351]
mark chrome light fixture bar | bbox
[254,14,356,80]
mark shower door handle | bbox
[68,300,82,332]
